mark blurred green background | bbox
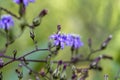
[0,0,120,80]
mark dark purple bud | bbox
[89,56,102,69]
[0,58,4,67]
[57,25,61,32]
[40,69,45,77]
[72,74,77,79]
[58,60,63,65]
[39,9,48,17]
[101,35,112,50]
[63,64,67,70]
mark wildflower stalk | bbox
[0,6,20,20]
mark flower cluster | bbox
[0,15,14,30]
[13,0,35,7]
[50,33,84,49]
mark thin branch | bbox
[0,6,20,20]
[86,48,102,60]
[18,48,49,58]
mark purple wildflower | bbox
[0,15,14,30]
[13,0,35,7]
[71,34,84,49]
[50,33,67,49]
[50,33,83,49]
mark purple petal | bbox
[29,0,35,2]
[23,0,29,6]
[13,0,21,4]
[0,15,14,29]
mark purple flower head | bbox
[65,34,84,49]
[13,0,35,7]
[49,33,83,49]
[71,34,84,49]
[0,15,14,30]
[50,33,67,49]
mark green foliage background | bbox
[0,0,120,80]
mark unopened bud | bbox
[33,17,41,27]
[30,31,35,40]
[39,9,48,17]
[63,64,67,70]
[58,60,63,66]
[90,57,101,68]
[72,73,77,79]
[0,58,4,67]
[60,71,67,80]
[57,25,61,31]
[52,69,60,79]
[40,69,45,77]
[101,35,112,50]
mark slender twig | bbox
[86,48,102,60]
[18,48,49,58]
[0,6,20,20]
[20,61,38,74]
[3,59,15,67]
[1,54,92,63]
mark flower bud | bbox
[30,31,35,40]
[58,60,63,66]
[0,58,4,67]
[32,17,41,27]
[40,70,45,77]
[60,71,67,80]
[52,69,60,79]
[101,35,112,50]
[39,9,48,17]
[32,9,48,27]
[72,73,77,79]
